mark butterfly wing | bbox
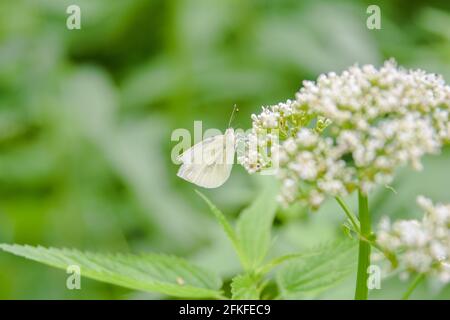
[177,130,235,188]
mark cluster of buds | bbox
[377,196,450,283]
[238,60,450,208]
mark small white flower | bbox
[284,138,297,155]
[430,242,447,261]
[297,128,317,147]
[376,196,450,283]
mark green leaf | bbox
[277,240,357,298]
[196,191,242,257]
[236,184,278,270]
[231,273,260,300]
[257,252,316,275]
[0,244,223,299]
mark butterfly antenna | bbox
[228,104,239,128]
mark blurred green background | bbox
[0,0,449,299]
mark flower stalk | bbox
[355,190,371,300]
[335,196,360,233]
[402,273,425,300]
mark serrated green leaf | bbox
[231,273,260,300]
[0,244,223,299]
[236,184,278,270]
[277,240,357,298]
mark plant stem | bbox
[335,196,360,233]
[355,190,371,300]
[402,273,425,300]
[335,196,398,269]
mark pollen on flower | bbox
[238,59,450,208]
[376,196,450,283]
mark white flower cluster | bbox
[238,60,450,208]
[377,196,450,283]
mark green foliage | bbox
[236,184,278,270]
[1,0,450,299]
[1,192,360,300]
[231,273,261,300]
[0,244,223,299]
[198,184,278,271]
[196,192,358,300]
[0,237,359,300]
[277,240,357,298]
[196,190,241,255]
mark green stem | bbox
[402,273,425,300]
[355,190,371,300]
[335,197,398,269]
[335,196,360,233]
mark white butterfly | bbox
[177,128,236,188]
